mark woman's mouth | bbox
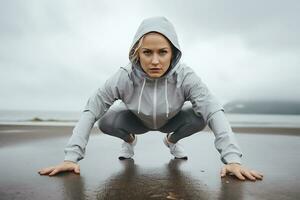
[149,68,162,72]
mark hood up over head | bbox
[128,16,182,78]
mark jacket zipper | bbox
[153,79,157,129]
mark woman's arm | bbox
[182,67,241,163]
[207,110,242,164]
[208,111,263,181]
[38,68,131,175]
[64,110,97,163]
[64,68,131,163]
[182,67,263,180]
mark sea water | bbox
[0,110,300,128]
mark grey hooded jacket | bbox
[64,16,242,164]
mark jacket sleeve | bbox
[182,67,242,164]
[208,110,242,164]
[64,69,129,163]
[182,67,224,123]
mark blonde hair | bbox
[129,36,145,64]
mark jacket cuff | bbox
[222,153,242,164]
[64,151,80,163]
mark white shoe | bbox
[163,134,188,159]
[118,134,137,160]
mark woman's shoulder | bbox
[175,63,199,79]
[119,63,134,80]
[120,63,132,72]
[105,63,133,82]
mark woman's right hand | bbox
[38,161,80,176]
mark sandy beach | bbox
[0,123,300,200]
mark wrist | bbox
[228,162,241,165]
[64,160,77,164]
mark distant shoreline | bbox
[1,121,299,136]
[224,100,300,115]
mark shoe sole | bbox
[175,156,188,160]
[118,156,131,160]
[163,136,188,160]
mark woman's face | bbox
[138,32,173,78]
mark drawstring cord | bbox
[165,78,169,118]
[137,78,146,114]
[138,78,169,118]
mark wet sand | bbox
[0,124,300,200]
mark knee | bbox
[98,113,115,134]
[186,113,206,131]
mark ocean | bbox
[0,109,299,128]
[0,110,81,122]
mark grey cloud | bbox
[147,0,300,53]
[0,0,299,110]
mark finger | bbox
[74,165,80,174]
[259,172,264,177]
[233,170,246,181]
[220,166,227,177]
[242,170,256,181]
[38,167,52,173]
[38,167,55,175]
[48,168,60,176]
[250,170,264,180]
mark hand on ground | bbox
[38,161,80,176]
[220,163,263,181]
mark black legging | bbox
[98,104,206,143]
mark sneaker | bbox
[118,134,137,160]
[163,134,188,159]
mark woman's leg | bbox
[159,104,206,143]
[98,108,149,143]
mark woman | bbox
[38,16,263,181]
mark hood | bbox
[128,16,182,79]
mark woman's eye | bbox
[160,51,168,55]
[143,51,151,55]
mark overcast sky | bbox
[0,0,299,111]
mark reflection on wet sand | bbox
[218,176,244,200]
[2,125,299,199]
[61,159,245,200]
[96,159,210,199]
[61,173,86,200]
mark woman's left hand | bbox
[220,163,263,181]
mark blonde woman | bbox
[39,16,263,181]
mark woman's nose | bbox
[151,54,159,65]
